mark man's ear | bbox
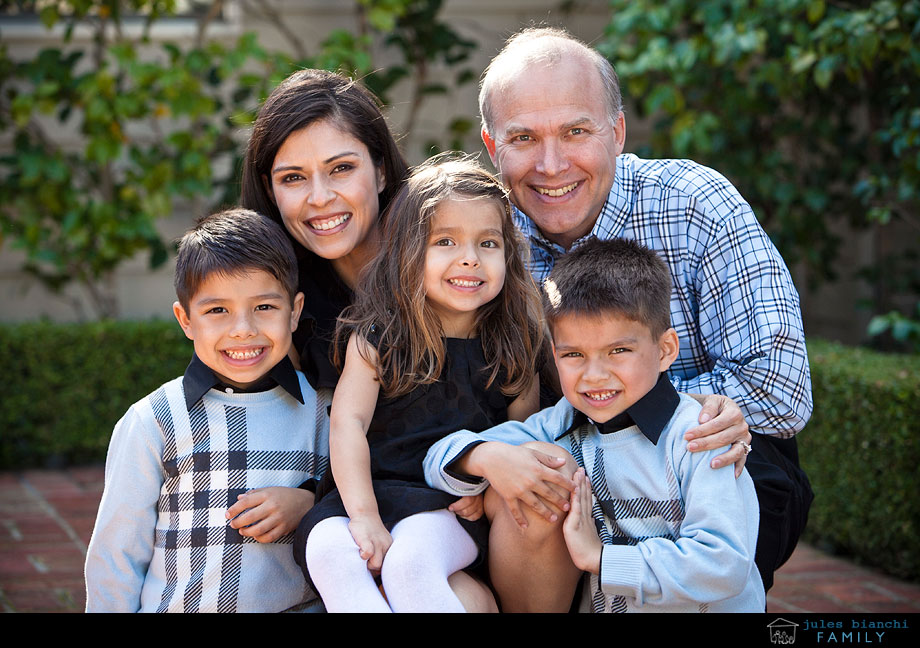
[657,327,680,372]
[173,301,194,341]
[290,292,305,332]
[612,111,627,156]
[481,127,497,164]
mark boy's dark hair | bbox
[174,208,299,311]
[542,237,672,338]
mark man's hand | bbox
[685,394,752,477]
[226,486,315,543]
[562,468,601,575]
[466,441,575,529]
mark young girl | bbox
[295,156,545,612]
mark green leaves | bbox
[1,1,483,318]
[0,11,291,318]
[603,0,920,350]
[868,305,920,352]
[313,30,375,80]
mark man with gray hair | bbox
[426,27,813,612]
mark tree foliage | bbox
[0,0,476,319]
[601,0,920,349]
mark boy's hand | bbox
[467,442,575,529]
[226,486,315,543]
[347,514,393,575]
[562,468,602,575]
[685,394,752,477]
[449,494,484,521]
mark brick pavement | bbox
[2,466,920,614]
[0,467,102,612]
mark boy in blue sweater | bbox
[85,209,329,612]
[425,237,765,612]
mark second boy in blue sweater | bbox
[425,237,765,612]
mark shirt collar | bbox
[511,154,635,257]
[556,372,680,445]
[592,153,633,240]
[181,353,304,411]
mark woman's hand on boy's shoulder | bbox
[226,486,316,543]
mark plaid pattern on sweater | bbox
[85,374,330,613]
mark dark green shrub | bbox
[799,339,920,582]
[2,320,191,467]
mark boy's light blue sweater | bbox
[424,389,765,613]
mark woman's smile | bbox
[269,120,385,266]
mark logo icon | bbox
[768,618,799,645]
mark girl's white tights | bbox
[305,508,478,613]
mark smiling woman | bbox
[240,69,408,392]
[268,121,387,283]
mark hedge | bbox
[2,323,918,580]
[798,339,920,582]
[2,320,191,467]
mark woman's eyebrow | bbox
[323,151,360,164]
[271,152,360,174]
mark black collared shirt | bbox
[559,372,681,445]
[181,353,304,412]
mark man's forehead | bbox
[491,75,609,134]
[494,47,593,87]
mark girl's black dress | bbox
[293,335,515,584]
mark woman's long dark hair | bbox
[336,155,546,399]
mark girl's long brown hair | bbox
[335,154,546,399]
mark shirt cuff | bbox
[442,440,490,495]
[298,478,319,494]
[599,544,644,596]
